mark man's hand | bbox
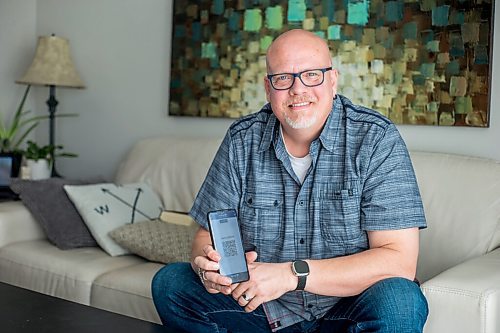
[231,254,297,313]
[193,244,233,295]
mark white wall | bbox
[0,0,37,143]
[1,0,500,180]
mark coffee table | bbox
[0,282,175,333]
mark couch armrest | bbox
[421,248,500,333]
[0,201,45,247]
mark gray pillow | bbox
[109,220,197,263]
[10,178,98,250]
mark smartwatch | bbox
[292,260,309,291]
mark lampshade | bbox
[17,35,85,88]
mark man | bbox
[152,29,428,332]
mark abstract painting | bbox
[169,0,494,127]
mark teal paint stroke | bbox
[212,0,224,15]
[288,0,306,22]
[175,25,185,38]
[201,42,217,59]
[322,0,335,21]
[347,0,370,26]
[385,1,403,23]
[449,33,465,57]
[403,22,417,40]
[244,9,262,32]
[474,45,488,65]
[445,60,460,76]
[421,30,434,44]
[192,22,201,41]
[314,31,326,39]
[432,5,449,27]
[328,25,342,40]
[449,10,465,25]
[266,6,283,30]
[419,63,435,78]
[229,12,240,31]
[426,40,440,52]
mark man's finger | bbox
[245,251,258,264]
[204,271,232,286]
[203,244,221,262]
[193,255,219,271]
[245,296,262,313]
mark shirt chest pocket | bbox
[316,182,362,244]
[240,191,284,243]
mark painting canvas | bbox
[169,0,494,127]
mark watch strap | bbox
[295,275,307,291]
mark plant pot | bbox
[0,151,23,178]
[27,159,51,180]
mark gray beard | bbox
[284,114,317,129]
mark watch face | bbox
[293,260,309,275]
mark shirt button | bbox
[299,200,304,206]
[300,238,305,244]
[307,304,313,309]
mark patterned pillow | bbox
[64,183,163,256]
[10,178,99,249]
[109,220,198,263]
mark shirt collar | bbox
[257,97,342,153]
[318,96,341,153]
[258,103,278,153]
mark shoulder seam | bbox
[344,104,391,125]
[231,120,268,137]
[345,116,387,130]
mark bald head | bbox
[266,29,331,73]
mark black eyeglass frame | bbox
[266,67,333,90]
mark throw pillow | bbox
[109,219,197,263]
[64,183,164,256]
[10,178,99,250]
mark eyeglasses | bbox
[267,67,333,90]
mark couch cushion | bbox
[115,137,222,212]
[91,262,163,323]
[411,152,500,282]
[0,240,144,305]
[421,248,500,333]
[64,183,164,256]
[10,178,99,249]
[109,220,197,263]
[0,201,45,247]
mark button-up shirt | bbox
[189,95,427,331]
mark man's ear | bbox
[330,69,339,93]
[264,76,271,102]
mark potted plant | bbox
[24,140,78,180]
[0,85,77,178]
[0,86,35,177]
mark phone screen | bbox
[207,209,249,283]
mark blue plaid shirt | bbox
[189,95,426,331]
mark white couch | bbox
[0,136,499,333]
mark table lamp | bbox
[16,34,85,176]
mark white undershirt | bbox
[280,126,312,184]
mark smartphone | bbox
[207,209,249,283]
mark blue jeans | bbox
[152,263,428,333]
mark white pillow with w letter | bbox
[64,183,164,256]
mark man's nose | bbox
[289,75,308,95]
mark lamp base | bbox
[51,166,62,178]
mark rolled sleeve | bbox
[361,124,426,231]
[189,131,242,229]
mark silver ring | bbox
[197,267,207,282]
[242,293,252,302]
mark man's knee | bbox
[152,262,194,305]
[370,277,428,310]
[365,277,428,330]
